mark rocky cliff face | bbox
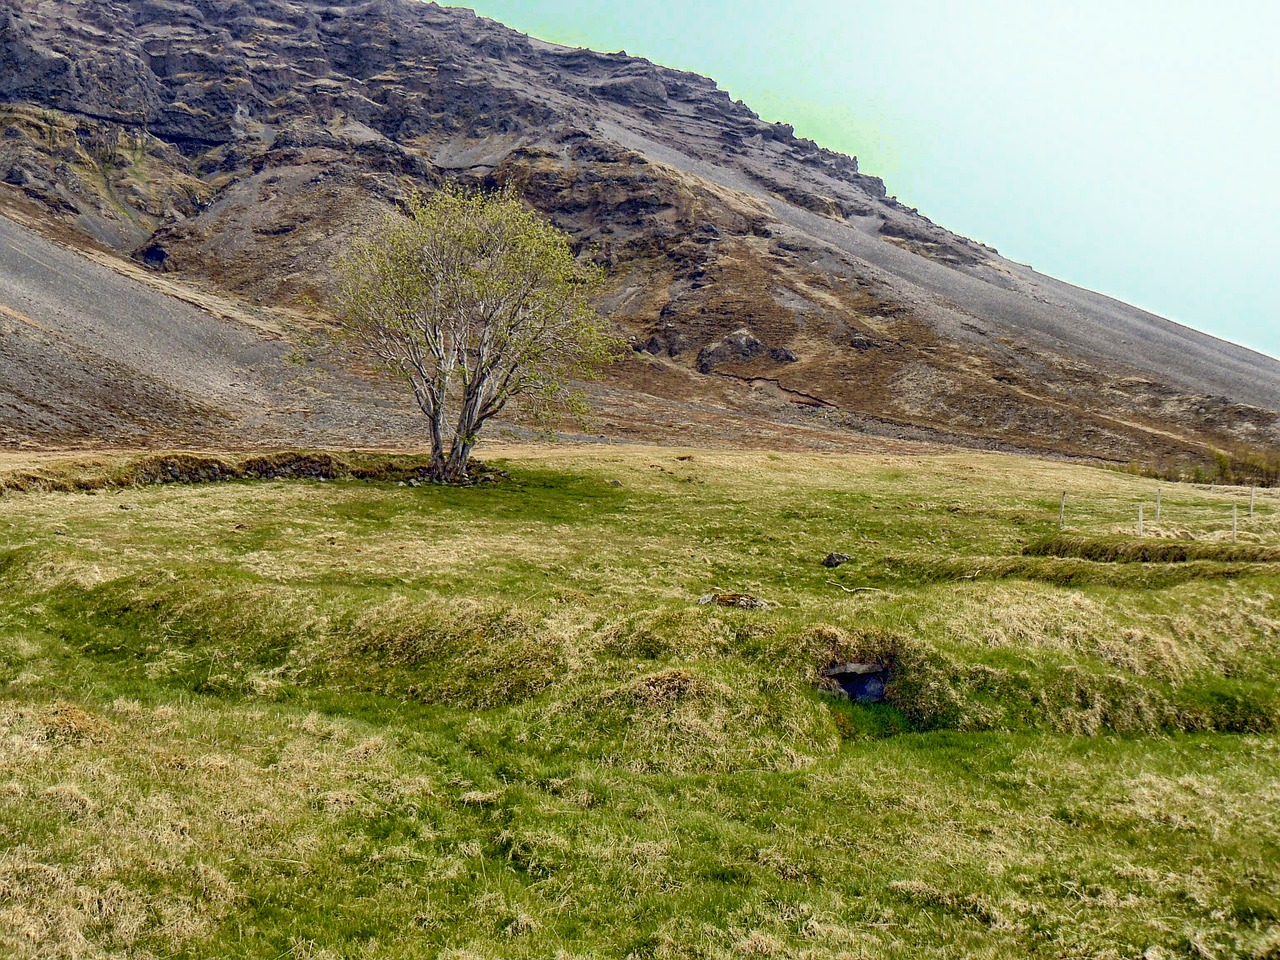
[1,0,1278,468]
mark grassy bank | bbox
[1,446,1278,958]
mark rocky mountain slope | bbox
[1,0,1277,470]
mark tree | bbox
[336,187,616,482]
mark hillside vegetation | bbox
[1,446,1277,959]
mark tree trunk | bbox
[443,383,484,482]
[427,406,447,478]
[410,381,449,479]
[443,439,474,483]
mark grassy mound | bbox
[1026,532,1280,564]
[0,449,509,494]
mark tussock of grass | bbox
[1026,533,1280,564]
[343,596,574,708]
[479,662,840,774]
[886,552,1259,587]
[52,573,578,708]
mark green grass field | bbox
[1,446,1277,959]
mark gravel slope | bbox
[0,214,423,447]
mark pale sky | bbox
[445,1,1280,360]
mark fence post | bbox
[1138,504,1144,537]
[1156,486,1162,522]
[1059,492,1066,531]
